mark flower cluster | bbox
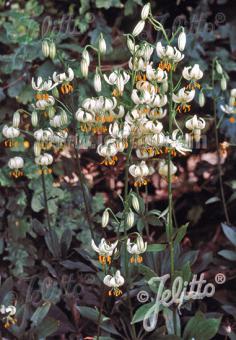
[0,305,17,329]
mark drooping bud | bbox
[13,111,20,128]
[34,142,41,157]
[199,91,205,107]
[60,110,68,125]
[48,106,56,119]
[52,87,59,98]
[132,20,145,37]
[94,70,102,93]
[178,29,186,51]
[127,37,135,54]
[221,76,227,91]
[216,62,223,75]
[98,33,106,55]
[81,59,89,78]
[132,195,140,213]
[141,3,150,20]
[102,209,109,228]
[127,210,135,228]
[49,41,56,60]
[82,49,90,65]
[42,40,50,57]
[31,111,38,127]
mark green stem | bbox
[41,168,51,230]
[123,141,137,340]
[212,60,230,224]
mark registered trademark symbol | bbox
[215,273,226,284]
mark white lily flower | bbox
[156,42,184,71]
[91,238,118,265]
[182,64,203,81]
[97,142,118,166]
[104,71,130,95]
[35,153,53,166]
[185,115,206,142]
[136,43,154,61]
[8,157,24,169]
[146,65,167,82]
[173,88,195,113]
[129,160,152,187]
[144,120,163,133]
[103,270,124,296]
[34,128,54,142]
[2,125,20,139]
[151,94,168,108]
[131,89,154,105]
[53,68,74,83]
[35,95,55,110]
[148,107,167,120]
[75,108,95,122]
[127,234,147,263]
[158,160,177,178]
[167,129,191,155]
[220,104,236,115]
[31,77,56,91]
[136,148,155,159]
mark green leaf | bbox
[174,223,189,244]
[35,317,59,338]
[221,223,236,247]
[31,302,51,326]
[60,229,72,257]
[183,311,221,340]
[131,302,155,324]
[218,249,236,261]
[147,244,166,252]
[45,230,61,258]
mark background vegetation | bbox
[0,0,236,338]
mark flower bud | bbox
[216,62,223,75]
[82,49,90,65]
[162,81,168,92]
[199,91,205,107]
[31,111,38,127]
[141,3,150,20]
[49,41,56,60]
[42,40,49,57]
[132,20,145,37]
[13,111,20,128]
[127,37,135,54]
[178,29,186,51]
[48,106,56,119]
[127,210,134,228]
[34,142,41,157]
[60,110,68,125]
[221,76,227,91]
[98,33,106,55]
[229,96,235,107]
[230,89,236,98]
[102,209,109,228]
[94,71,102,92]
[52,87,59,98]
[81,59,89,78]
[132,195,140,213]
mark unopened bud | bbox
[221,76,227,91]
[13,111,20,128]
[127,37,135,54]
[48,106,56,119]
[102,209,109,228]
[199,91,205,107]
[31,111,38,127]
[98,33,106,55]
[94,71,102,93]
[216,62,223,75]
[81,59,89,78]
[49,41,56,60]
[127,210,134,228]
[141,3,150,20]
[132,20,145,37]
[34,142,41,157]
[60,110,68,125]
[178,29,186,51]
[132,195,140,213]
[42,40,50,57]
